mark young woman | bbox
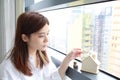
[0,12,82,80]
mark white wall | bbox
[0,0,24,63]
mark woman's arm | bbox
[58,48,82,79]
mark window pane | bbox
[40,1,120,78]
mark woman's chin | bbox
[41,47,47,51]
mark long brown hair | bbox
[9,12,49,76]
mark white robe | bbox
[0,55,62,80]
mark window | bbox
[40,1,120,78]
[34,0,43,3]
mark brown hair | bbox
[9,12,49,76]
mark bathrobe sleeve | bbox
[42,56,63,80]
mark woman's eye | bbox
[38,33,49,38]
[39,35,45,38]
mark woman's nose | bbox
[44,35,48,43]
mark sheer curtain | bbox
[0,0,24,63]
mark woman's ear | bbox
[21,34,28,42]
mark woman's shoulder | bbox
[0,58,12,70]
[0,58,22,80]
[0,55,18,75]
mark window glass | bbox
[34,0,43,3]
[41,1,120,78]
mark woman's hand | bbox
[58,48,82,79]
[66,48,82,61]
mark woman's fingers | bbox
[71,48,82,59]
[67,48,83,61]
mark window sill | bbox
[48,47,118,80]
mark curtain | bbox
[0,0,24,63]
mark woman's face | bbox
[27,24,49,52]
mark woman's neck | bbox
[28,48,39,68]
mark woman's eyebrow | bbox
[38,32,45,35]
[38,30,49,34]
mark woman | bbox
[0,12,82,80]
